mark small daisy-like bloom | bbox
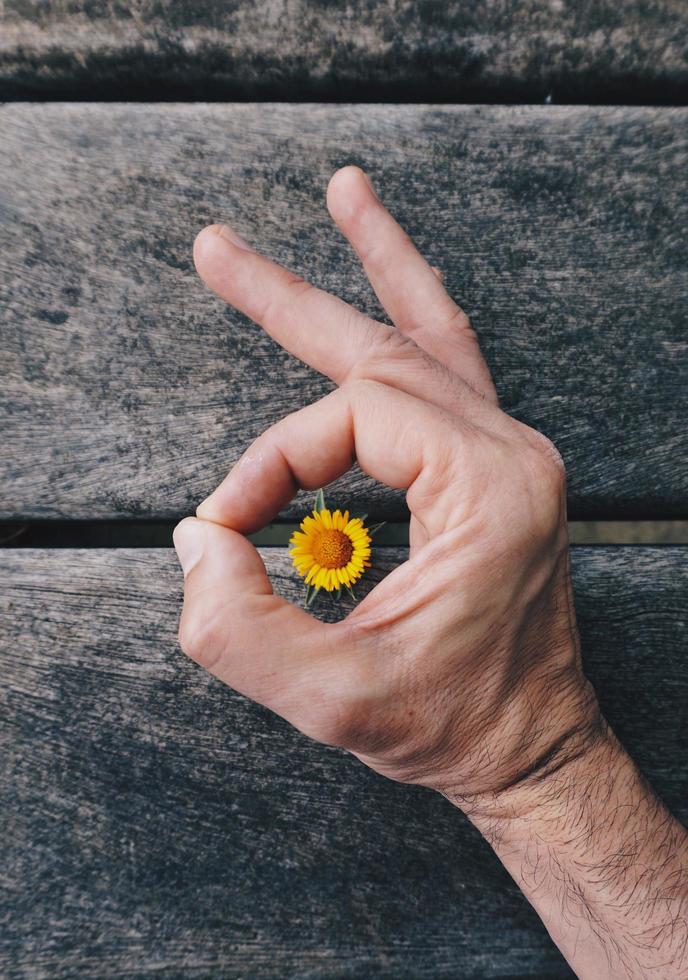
[289,508,372,593]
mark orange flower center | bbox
[312,529,354,569]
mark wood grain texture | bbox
[1,0,688,102]
[1,546,686,978]
[2,104,687,521]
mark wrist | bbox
[463,715,625,849]
[455,717,688,979]
[444,678,612,830]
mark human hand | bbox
[174,167,688,979]
[174,166,602,814]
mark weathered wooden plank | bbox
[2,104,687,521]
[1,546,686,978]
[1,1,687,103]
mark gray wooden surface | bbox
[2,104,687,522]
[2,546,686,978]
[2,0,687,103]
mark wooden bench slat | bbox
[1,546,686,977]
[2,104,687,521]
[1,1,687,102]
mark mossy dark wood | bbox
[1,546,686,978]
[2,0,687,103]
[2,104,687,522]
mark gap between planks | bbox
[2,522,688,548]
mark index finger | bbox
[193,222,374,384]
[197,379,471,540]
[193,221,497,429]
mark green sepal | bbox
[314,488,326,514]
[367,521,386,537]
[335,585,342,600]
[345,584,357,602]
[305,584,321,609]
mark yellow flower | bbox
[289,508,372,593]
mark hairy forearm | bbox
[457,726,688,978]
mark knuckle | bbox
[512,419,567,485]
[178,601,223,670]
[529,437,567,494]
[177,608,203,662]
[308,701,360,748]
[348,327,465,410]
[294,689,362,748]
[521,441,567,532]
[283,274,314,300]
[531,429,566,474]
[444,304,473,337]
[297,629,386,749]
[349,326,421,380]
[261,274,314,328]
[406,420,466,511]
[341,374,389,402]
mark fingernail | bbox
[173,518,204,577]
[215,223,253,251]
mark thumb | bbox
[173,518,332,722]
